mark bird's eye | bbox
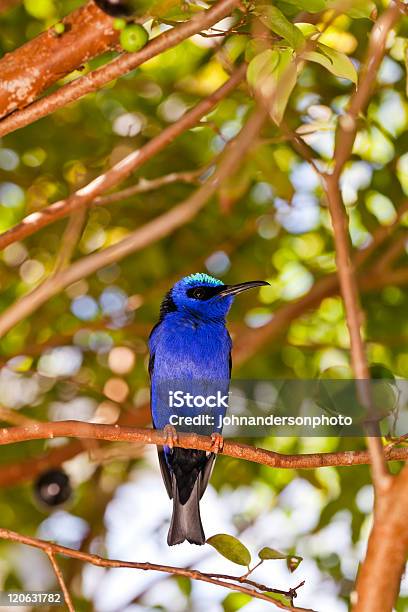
[191,288,206,299]
[186,285,222,300]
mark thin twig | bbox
[52,209,87,274]
[369,232,407,274]
[333,2,403,177]
[94,168,204,207]
[46,550,75,612]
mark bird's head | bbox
[160,273,269,322]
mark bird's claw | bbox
[163,424,178,449]
[210,432,224,454]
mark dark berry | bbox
[94,0,132,17]
[34,469,72,507]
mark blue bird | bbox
[149,273,268,546]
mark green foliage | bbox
[286,555,303,573]
[222,592,252,612]
[207,534,252,566]
[258,546,287,560]
[258,5,305,49]
[303,44,358,83]
[248,48,297,124]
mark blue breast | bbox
[149,313,231,434]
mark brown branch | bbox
[0,65,245,251]
[325,159,389,489]
[0,103,266,339]
[1,420,408,469]
[0,527,314,612]
[52,209,87,274]
[354,465,408,612]
[321,179,389,492]
[0,405,38,426]
[94,169,204,206]
[46,550,75,612]
[324,4,405,490]
[368,232,407,274]
[354,199,408,267]
[333,2,403,176]
[0,1,120,118]
[0,0,240,136]
[319,5,407,609]
[297,4,404,492]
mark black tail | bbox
[167,477,205,546]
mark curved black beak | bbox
[217,280,270,298]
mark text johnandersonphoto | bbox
[151,378,408,437]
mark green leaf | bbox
[258,547,287,560]
[247,49,280,90]
[258,6,305,49]
[302,44,357,83]
[271,49,297,125]
[222,592,252,612]
[176,576,192,597]
[248,48,297,125]
[294,23,320,38]
[266,593,292,607]
[207,534,252,566]
[286,555,303,572]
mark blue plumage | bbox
[149,273,268,545]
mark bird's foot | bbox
[163,424,178,449]
[210,432,224,454]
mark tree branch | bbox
[0,420,408,470]
[0,65,245,251]
[94,169,204,206]
[296,4,404,493]
[0,527,314,612]
[323,176,385,485]
[333,2,403,176]
[323,4,405,492]
[354,465,408,612]
[46,550,75,612]
[0,0,241,136]
[0,1,120,118]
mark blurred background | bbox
[0,0,408,610]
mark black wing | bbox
[158,448,173,498]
